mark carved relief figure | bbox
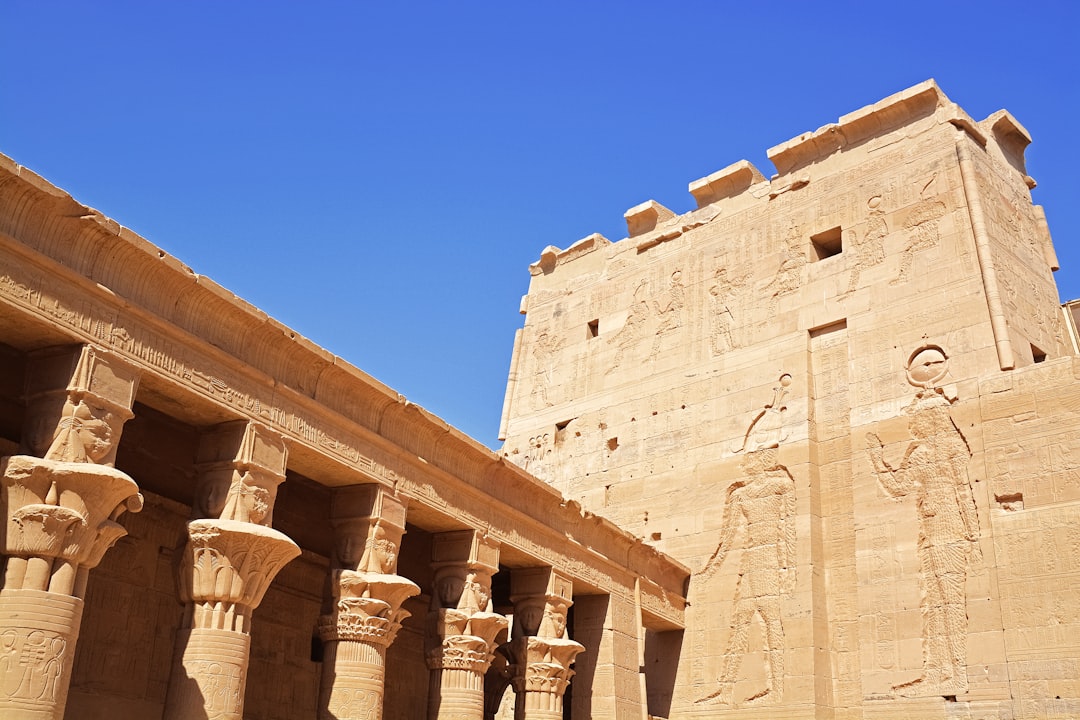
[44,399,115,464]
[891,177,947,285]
[219,471,272,525]
[0,630,67,704]
[648,269,686,359]
[865,346,980,695]
[845,195,888,294]
[708,268,748,355]
[699,376,795,706]
[607,279,649,374]
[529,331,562,409]
[764,224,807,314]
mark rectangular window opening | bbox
[810,226,843,261]
[1032,344,1047,363]
[587,319,599,339]
[554,419,572,445]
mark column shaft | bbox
[164,628,250,720]
[429,665,486,720]
[319,640,387,719]
[0,590,82,719]
[426,531,508,720]
[318,486,419,720]
[163,519,299,720]
[0,345,142,720]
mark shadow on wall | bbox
[645,629,683,718]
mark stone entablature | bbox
[0,150,687,717]
[0,153,689,635]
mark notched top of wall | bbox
[768,80,957,175]
[983,109,1035,187]
[525,79,1038,288]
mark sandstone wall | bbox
[501,80,1078,718]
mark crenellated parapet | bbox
[517,79,1045,287]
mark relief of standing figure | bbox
[698,375,795,706]
[865,346,980,696]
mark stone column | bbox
[426,530,508,720]
[163,420,300,720]
[0,345,142,720]
[508,568,585,720]
[317,485,419,720]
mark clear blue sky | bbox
[3,2,1077,448]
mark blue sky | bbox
[3,2,1077,448]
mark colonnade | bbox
[0,344,603,720]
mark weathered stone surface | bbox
[502,80,1079,718]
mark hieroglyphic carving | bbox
[865,346,980,696]
[891,176,947,285]
[844,194,888,294]
[699,376,795,706]
[529,331,563,410]
[868,523,900,671]
[995,250,1065,356]
[764,224,807,315]
[648,269,685,360]
[0,593,79,713]
[607,279,649,375]
[707,267,748,355]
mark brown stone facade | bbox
[501,81,1080,718]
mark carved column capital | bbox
[509,636,584,695]
[507,568,585,719]
[178,519,300,632]
[165,420,298,720]
[0,344,141,720]
[427,608,509,674]
[318,570,419,646]
[426,530,508,720]
[317,485,419,720]
[2,456,142,596]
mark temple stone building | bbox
[500,80,1080,719]
[0,80,1076,720]
[0,157,687,717]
